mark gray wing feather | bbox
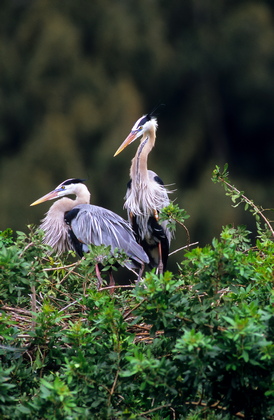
[70,204,149,265]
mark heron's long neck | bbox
[47,187,90,217]
[130,130,155,185]
[47,197,79,218]
[40,186,91,254]
[74,187,90,205]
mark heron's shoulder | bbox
[64,207,81,225]
[148,170,164,186]
[71,204,129,226]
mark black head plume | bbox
[133,106,164,130]
[147,103,166,120]
[61,178,86,186]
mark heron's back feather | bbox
[69,204,149,266]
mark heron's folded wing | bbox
[71,205,149,264]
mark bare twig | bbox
[19,242,34,258]
[177,220,191,245]
[1,306,31,315]
[108,367,120,404]
[169,241,199,256]
[30,285,36,330]
[123,301,145,320]
[185,400,245,418]
[98,284,135,293]
[139,404,171,416]
[58,299,84,313]
[43,262,78,271]
[59,260,83,284]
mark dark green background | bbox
[1,0,274,270]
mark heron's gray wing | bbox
[70,204,149,264]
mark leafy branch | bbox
[212,164,274,238]
[159,203,191,245]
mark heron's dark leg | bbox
[136,262,145,283]
[152,210,164,275]
[95,264,103,289]
[108,270,115,294]
[157,243,164,275]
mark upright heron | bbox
[31,178,149,288]
[114,113,173,273]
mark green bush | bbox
[0,167,273,419]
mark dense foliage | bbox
[1,169,273,419]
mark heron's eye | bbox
[61,186,65,190]
[138,126,143,130]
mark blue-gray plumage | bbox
[65,204,149,269]
[30,179,149,288]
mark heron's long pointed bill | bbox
[30,190,59,206]
[113,131,138,157]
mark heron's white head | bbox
[114,114,158,157]
[30,179,87,206]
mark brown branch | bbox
[130,325,152,332]
[19,242,34,258]
[123,301,145,320]
[139,404,171,416]
[58,299,84,313]
[59,260,83,284]
[43,262,78,271]
[176,220,191,246]
[108,367,120,406]
[185,400,245,418]
[30,285,36,330]
[1,306,31,315]
[169,241,199,256]
[174,314,227,332]
[99,284,135,293]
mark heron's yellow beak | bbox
[30,190,59,206]
[114,131,138,157]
